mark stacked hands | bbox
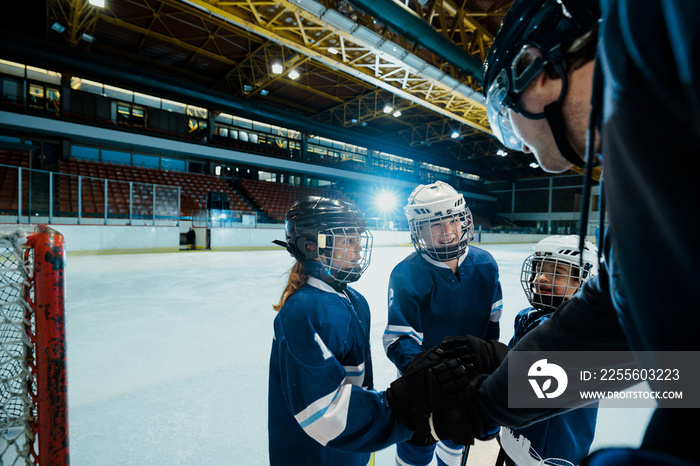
[386,335,509,446]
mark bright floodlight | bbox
[271,63,283,74]
[375,190,398,213]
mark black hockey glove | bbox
[428,373,494,446]
[386,349,477,431]
[438,335,509,374]
[406,429,438,447]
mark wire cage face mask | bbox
[410,209,473,262]
[520,254,589,312]
[317,226,373,284]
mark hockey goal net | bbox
[0,226,69,465]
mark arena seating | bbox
[54,159,251,218]
[240,179,352,222]
[0,150,30,214]
[3,151,358,223]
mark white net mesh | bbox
[0,229,37,465]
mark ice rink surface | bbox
[65,243,653,465]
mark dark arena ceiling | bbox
[5,0,591,182]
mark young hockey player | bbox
[383,181,503,466]
[267,196,412,466]
[498,235,599,466]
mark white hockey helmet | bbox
[404,181,473,262]
[521,235,598,311]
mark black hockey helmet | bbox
[282,196,372,284]
[482,0,600,156]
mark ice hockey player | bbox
[383,181,503,466]
[268,196,412,466]
[386,0,700,464]
[498,235,599,466]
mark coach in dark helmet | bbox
[384,1,700,464]
[482,0,599,172]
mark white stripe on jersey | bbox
[382,325,423,352]
[343,362,366,387]
[314,332,333,360]
[500,427,570,466]
[490,298,503,322]
[436,441,465,466]
[294,383,352,446]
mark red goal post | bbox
[0,225,69,465]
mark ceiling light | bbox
[422,66,445,81]
[327,47,339,55]
[260,89,269,96]
[89,0,105,6]
[51,22,66,33]
[321,9,357,33]
[81,33,95,43]
[294,0,325,17]
[392,111,402,118]
[530,162,539,168]
[383,105,393,114]
[451,131,460,139]
[497,149,508,157]
[353,26,383,47]
[271,63,283,74]
[402,54,427,72]
[288,70,300,80]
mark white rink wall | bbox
[52,224,180,253]
[0,222,582,254]
[207,226,413,249]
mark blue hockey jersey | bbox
[502,308,598,466]
[383,246,503,374]
[268,277,411,466]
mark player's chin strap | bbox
[544,102,585,168]
[272,239,347,292]
[541,61,586,169]
[543,75,586,170]
[307,259,347,292]
[578,56,604,269]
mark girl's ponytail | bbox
[273,262,309,311]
